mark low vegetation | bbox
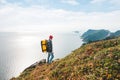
[11,37,120,80]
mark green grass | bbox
[11,37,120,80]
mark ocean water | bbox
[0,32,83,80]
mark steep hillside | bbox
[11,37,120,80]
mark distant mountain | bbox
[81,29,120,43]
[73,31,79,33]
[113,30,120,37]
[81,29,111,43]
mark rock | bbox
[39,59,46,64]
[24,59,46,71]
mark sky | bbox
[0,0,120,33]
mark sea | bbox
[0,32,83,80]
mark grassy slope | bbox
[11,37,120,80]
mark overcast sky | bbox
[0,0,120,33]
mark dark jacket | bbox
[47,39,53,52]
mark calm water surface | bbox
[0,32,83,80]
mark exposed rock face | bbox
[24,59,46,71]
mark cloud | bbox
[91,0,120,5]
[61,0,79,5]
[0,0,7,6]
[0,1,120,32]
[90,0,106,4]
[0,0,6,3]
[110,0,120,5]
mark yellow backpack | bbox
[41,40,47,53]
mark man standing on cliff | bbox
[47,35,54,63]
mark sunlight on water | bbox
[0,32,83,80]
